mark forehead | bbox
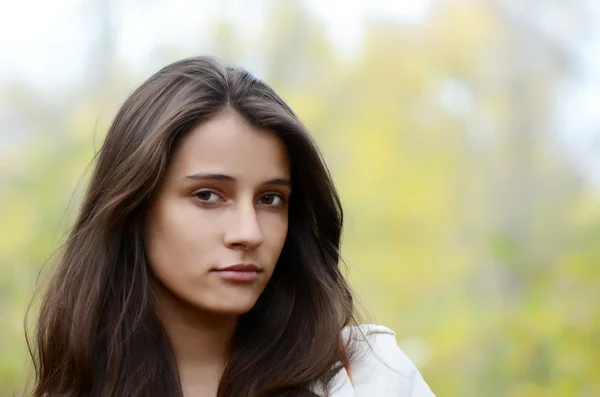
[167,111,290,181]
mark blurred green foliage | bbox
[1,1,598,396]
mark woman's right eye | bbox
[193,190,221,204]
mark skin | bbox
[143,110,291,396]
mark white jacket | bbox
[310,324,436,396]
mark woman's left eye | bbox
[257,194,283,206]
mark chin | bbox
[205,298,260,316]
[211,305,257,316]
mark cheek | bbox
[263,214,289,260]
[144,200,217,277]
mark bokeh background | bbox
[1,0,599,395]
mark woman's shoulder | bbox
[315,324,436,396]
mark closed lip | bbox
[213,264,262,272]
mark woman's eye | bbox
[258,194,283,206]
[194,190,220,203]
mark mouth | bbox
[215,263,262,272]
[212,263,263,282]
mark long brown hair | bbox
[27,56,356,396]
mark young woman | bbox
[28,56,435,396]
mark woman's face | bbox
[143,110,291,316]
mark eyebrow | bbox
[184,172,292,188]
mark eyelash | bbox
[192,190,286,208]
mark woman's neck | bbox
[153,282,237,396]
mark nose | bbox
[223,201,264,250]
